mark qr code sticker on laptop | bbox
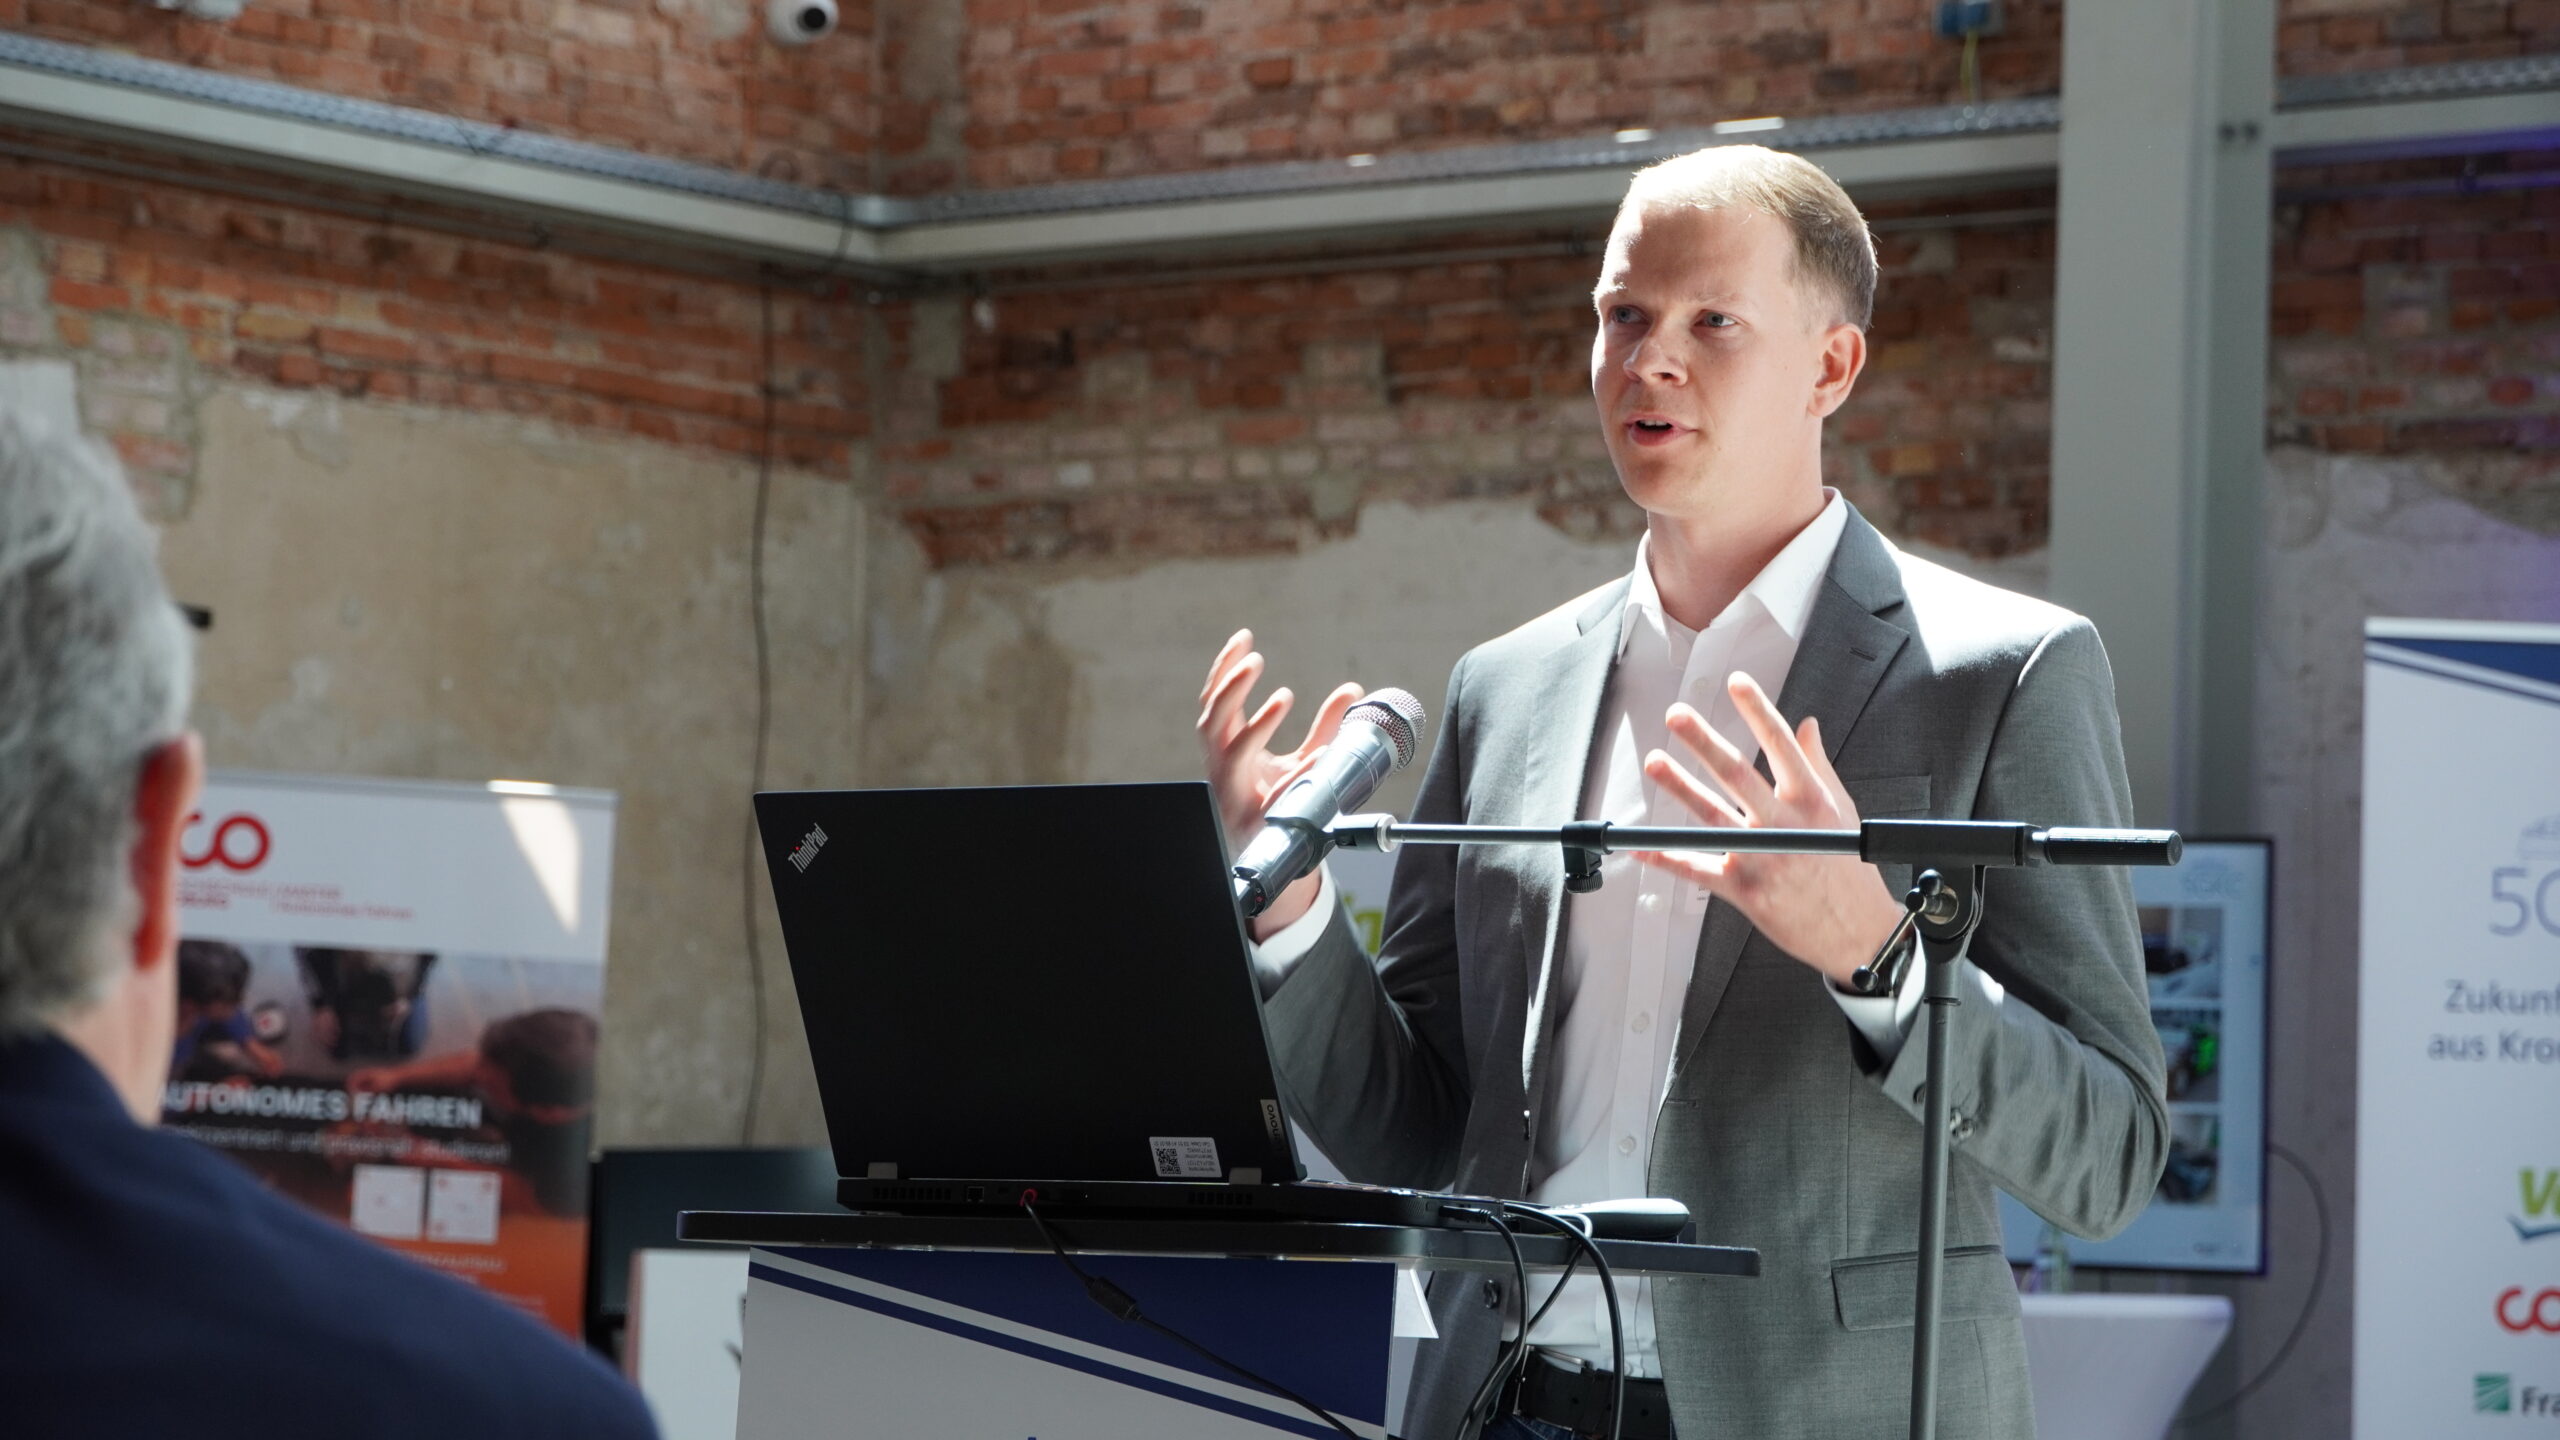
[1149,1136,1221,1179]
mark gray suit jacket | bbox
[1262,508,2168,1439]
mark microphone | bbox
[1232,688,1427,918]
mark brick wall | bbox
[2269,152,2560,488]
[0,145,867,508]
[6,0,2071,193]
[2278,0,2559,77]
[15,0,2551,202]
[4,0,879,188]
[873,190,2058,567]
[939,0,2066,188]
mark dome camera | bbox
[766,0,837,45]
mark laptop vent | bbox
[868,1184,958,1203]
[1183,1189,1258,1208]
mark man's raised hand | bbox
[1195,630,1363,935]
[1635,672,1904,987]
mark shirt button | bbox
[1631,1012,1652,1034]
[1617,1135,1637,1156]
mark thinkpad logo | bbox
[788,823,828,873]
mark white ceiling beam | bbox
[2270,88,2560,164]
[874,132,2063,271]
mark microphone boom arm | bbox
[1327,815,2181,869]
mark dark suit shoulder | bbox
[1452,575,1629,687]
[1883,541,2096,677]
[0,1083,655,1440]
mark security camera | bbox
[766,0,836,44]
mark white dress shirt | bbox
[1253,490,1921,1377]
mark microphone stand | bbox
[1316,815,2180,1440]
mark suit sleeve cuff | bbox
[1831,936,1924,1063]
[1248,863,1338,998]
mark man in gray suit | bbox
[1197,146,2166,1439]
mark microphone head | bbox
[1343,688,1427,770]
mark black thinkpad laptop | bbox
[754,781,1444,1227]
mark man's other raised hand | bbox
[1195,629,1364,937]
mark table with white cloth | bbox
[2020,1292,2234,1440]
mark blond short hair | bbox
[1621,145,1877,330]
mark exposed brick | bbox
[1,154,868,473]
[49,277,129,311]
[234,309,315,343]
[12,0,875,187]
[2270,152,2560,463]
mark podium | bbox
[680,1210,1759,1439]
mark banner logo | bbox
[2496,1286,2560,1333]
[2480,1373,2513,1414]
[788,823,829,873]
[2520,1169,2560,1243]
[180,812,271,872]
[2493,816,2560,938]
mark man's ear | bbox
[129,733,206,976]
[1810,320,1867,419]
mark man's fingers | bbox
[1240,685,1296,755]
[1196,649,1266,747]
[1643,749,1748,828]
[1728,673,1818,802]
[1665,704,1773,821]
[1633,846,1734,895]
[1198,628,1253,706]
[1796,716,1856,815]
[1291,682,1367,760]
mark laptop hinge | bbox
[865,1161,897,1179]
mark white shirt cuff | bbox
[1247,862,1338,998]
[1832,936,1924,1063]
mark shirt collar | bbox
[1617,490,1850,658]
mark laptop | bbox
[754,781,1446,1227]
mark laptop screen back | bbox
[755,782,1302,1186]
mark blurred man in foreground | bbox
[0,413,657,1440]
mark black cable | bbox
[1017,1195,1359,1439]
[736,280,777,1145]
[1524,1248,1583,1334]
[2173,1143,2329,1425]
[1503,1204,1625,1440]
[1475,1232,1583,1430]
[1449,1205,1536,1434]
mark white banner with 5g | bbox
[2356,619,2560,1433]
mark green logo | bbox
[2479,1373,2512,1414]
[2518,1169,2560,1242]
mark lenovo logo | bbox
[787,823,829,873]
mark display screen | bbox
[2000,838,2272,1273]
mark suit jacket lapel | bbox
[1516,578,1629,1097]
[1671,509,1912,1081]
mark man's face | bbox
[1590,202,1852,522]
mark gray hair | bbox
[0,412,194,1035]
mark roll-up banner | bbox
[2357,620,2560,1432]
[165,770,617,1338]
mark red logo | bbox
[181,812,271,872]
[2497,1287,2560,1334]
